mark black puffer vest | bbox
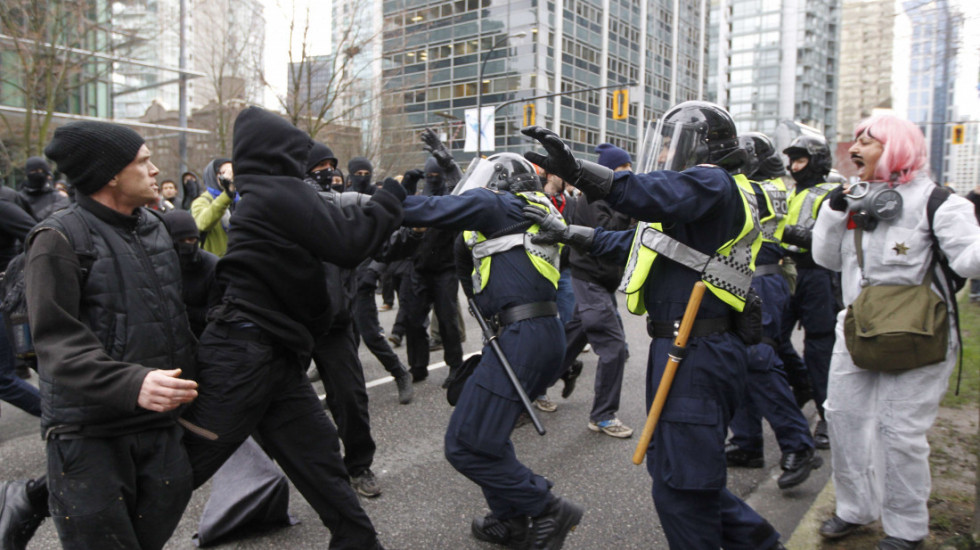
[34,205,196,433]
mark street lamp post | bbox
[476,31,526,158]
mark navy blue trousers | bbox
[444,315,565,519]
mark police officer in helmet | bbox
[396,151,585,549]
[521,101,786,549]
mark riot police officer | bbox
[779,133,841,449]
[398,152,585,549]
[725,132,822,490]
[522,101,785,549]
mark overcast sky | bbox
[260,0,332,109]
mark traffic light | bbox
[612,89,628,120]
[523,103,535,127]
[952,124,965,145]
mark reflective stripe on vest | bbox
[758,178,788,244]
[618,172,761,314]
[463,192,563,294]
[782,182,839,252]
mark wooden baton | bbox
[632,281,707,465]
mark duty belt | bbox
[492,301,558,329]
[752,263,782,278]
[647,316,731,339]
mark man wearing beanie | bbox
[180,107,404,550]
[595,143,632,172]
[2,120,200,550]
[347,156,375,194]
[191,157,236,256]
[17,156,69,221]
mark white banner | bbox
[464,106,495,153]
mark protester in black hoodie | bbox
[180,107,403,550]
[17,157,69,221]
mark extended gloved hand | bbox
[522,205,595,251]
[381,177,407,202]
[521,126,614,203]
[826,185,848,212]
[421,128,454,172]
[402,169,424,196]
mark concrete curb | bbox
[785,477,835,549]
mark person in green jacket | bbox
[191,158,237,257]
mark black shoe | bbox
[818,515,863,539]
[388,333,403,348]
[410,367,428,383]
[0,480,45,550]
[560,360,584,399]
[877,536,924,550]
[394,369,414,404]
[471,514,528,548]
[777,448,823,489]
[814,419,830,450]
[724,443,764,468]
[527,496,584,550]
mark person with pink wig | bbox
[810,114,980,549]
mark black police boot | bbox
[471,514,528,548]
[560,359,584,399]
[814,419,830,449]
[0,479,46,550]
[725,442,764,468]
[526,496,584,550]
[393,368,414,405]
[777,448,823,489]
[818,515,863,539]
[877,536,924,550]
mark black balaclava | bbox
[422,157,446,196]
[163,210,203,269]
[24,157,52,192]
[347,157,373,194]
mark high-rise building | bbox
[286,55,335,117]
[903,0,961,185]
[834,0,893,142]
[377,0,710,171]
[709,0,841,147]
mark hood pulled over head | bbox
[232,107,311,180]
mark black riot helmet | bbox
[738,132,780,180]
[782,134,832,184]
[645,101,744,172]
[452,152,542,195]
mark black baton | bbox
[467,298,546,436]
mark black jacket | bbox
[568,196,632,291]
[213,107,403,353]
[0,186,36,270]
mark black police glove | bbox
[522,205,595,251]
[826,185,848,212]
[381,177,407,202]
[217,176,234,196]
[781,225,812,251]
[421,128,455,173]
[402,169,424,196]
[521,126,614,203]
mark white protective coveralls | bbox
[811,173,980,540]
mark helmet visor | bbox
[452,157,496,196]
[639,118,704,172]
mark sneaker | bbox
[777,448,823,489]
[394,369,414,405]
[560,360,583,399]
[818,514,863,539]
[588,418,633,438]
[0,480,46,550]
[877,536,924,550]
[725,442,764,468]
[388,333,403,348]
[378,303,393,312]
[351,469,382,498]
[814,419,830,450]
[471,514,528,548]
[527,496,584,550]
[534,397,558,413]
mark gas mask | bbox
[844,181,903,231]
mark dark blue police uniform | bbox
[401,189,566,519]
[591,166,780,549]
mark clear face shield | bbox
[452,157,497,196]
[638,119,704,172]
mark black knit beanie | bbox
[25,157,51,175]
[348,156,373,174]
[162,210,199,242]
[43,121,144,195]
[307,142,337,174]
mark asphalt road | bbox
[0,290,829,549]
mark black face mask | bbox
[176,241,201,268]
[184,178,198,189]
[349,174,372,193]
[309,170,332,192]
[423,174,445,196]
[26,172,48,191]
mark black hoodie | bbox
[213,107,404,353]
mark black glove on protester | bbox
[826,185,848,212]
[522,205,595,252]
[218,176,234,196]
[402,169,424,196]
[421,128,455,172]
[521,126,614,203]
[381,177,407,202]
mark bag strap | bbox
[57,208,97,281]
[925,185,964,394]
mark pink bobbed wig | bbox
[853,114,928,184]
